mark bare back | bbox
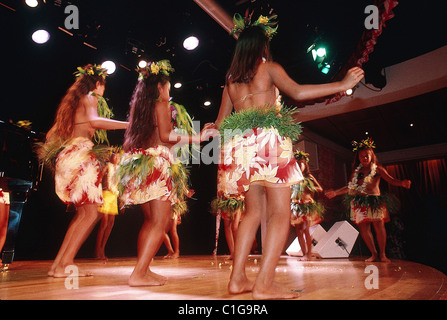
[71,95,97,139]
[227,62,277,112]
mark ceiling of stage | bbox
[1,0,446,154]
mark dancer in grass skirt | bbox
[325,137,411,262]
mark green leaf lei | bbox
[219,106,302,144]
[89,91,114,145]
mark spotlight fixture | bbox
[101,60,116,75]
[138,60,148,68]
[346,84,358,96]
[313,47,327,61]
[319,62,331,74]
[25,0,38,8]
[174,82,182,89]
[307,37,332,74]
[203,100,211,107]
[32,29,50,44]
[183,36,199,51]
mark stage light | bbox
[101,60,116,75]
[32,29,50,44]
[138,60,147,68]
[174,82,182,89]
[316,47,326,58]
[203,100,211,107]
[311,47,326,61]
[25,0,38,8]
[183,36,199,50]
[320,63,330,74]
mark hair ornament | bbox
[74,64,108,79]
[231,11,278,40]
[294,150,310,162]
[137,60,174,81]
[352,137,376,152]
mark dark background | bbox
[1,0,446,274]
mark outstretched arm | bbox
[156,101,215,145]
[268,62,364,102]
[85,96,128,130]
[377,166,411,189]
[325,186,349,199]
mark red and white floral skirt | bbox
[217,127,303,197]
[118,146,191,212]
[55,137,103,206]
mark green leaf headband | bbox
[231,12,278,40]
[137,60,174,81]
[352,137,376,152]
[74,64,108,79]
[294,150,310,162]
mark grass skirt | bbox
[54,137,104,206]
[217,107,303,197]
[290,201,324,226]
[117,146,191,217]
[343,193,400,224]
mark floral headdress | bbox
[138,60,174,81]
[294,150,310,162]
[231,12,278,40]
[351,137,376,152]
[74,64,108,79]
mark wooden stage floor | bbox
[1,255,446,300]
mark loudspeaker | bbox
[313,221,359,258]
[286,224,327,256]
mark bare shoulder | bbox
[82,93,97,105]
[375,165,387,175]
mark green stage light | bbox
[320,63,330,74]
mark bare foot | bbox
[51,265,93,278]
[163,253,174,259]
[380,255,391,263]
[365,255,378,262]
[129,271,167,287]
[299,254,314,261]
[147,269,168,282]
[228,274,254,294]
[252,282,300,300]
[164,252,179,259]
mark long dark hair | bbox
[298,159,311,176]
[51,64,106,141]
[226,26,272,84]
[123,72,170,151]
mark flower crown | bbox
[74,64,108,79]
[294,150,310,162]
[231,12,278,40]
[138,60,174,81]
[352,137,376,152]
